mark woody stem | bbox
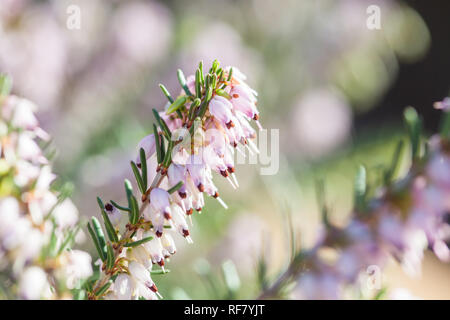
[91,173,166,298]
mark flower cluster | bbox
[88,60,261,300]
[260,105,450,300]
[0,76,93,299]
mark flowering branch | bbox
[0,75,93,299]
[86,60,262,300]
[258,105,450,300]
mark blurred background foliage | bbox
[1,0,449,299]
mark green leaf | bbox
[95,280,112,297]
[210,59,220,74]
[221,260,240,293]
[205,73,212,88]
[215,89,231,99]
[110,200,130,212]
[166,96,187,115]
[354,165,367,211]
[188,98,201,121]
[151,269,170,275]
[440,110,450,139]
[101,207,119,243]
[160,137,166,164]
[58,225,80,255]
[153,125,162,164]
[47,223,58,258]
[195,69,202,98]
[140,148,147,191]
[209,74,217,90]
[315,179,329,226]
[206,86,213,102]
[73,289,86,300]
[177,69,193,96]
[152,108,172,139]
[227,67,233,81]
[197,92,211,119]
[167,181,184,194]
[91,217,107,259]
[106,244,115,271]
[124,179,133,198]
[96,197,105,210]
[159,84,174,103]
[87,222,106,261]
[217,68,224,82]
[0,74,12,96]
[131,161,145,194]
[404,107,422,161]
[198,61,204,85]
[84,280,93,293]
[374,287,388,300]
[384,140,405,185]
[57,182,74,204]
[124,179,139,224]
[123,236,154,247]
[257,254,268,291]
[212,74,218,88]
[162,140,173,168]
[189,117,202,137]
[130,195,140,225]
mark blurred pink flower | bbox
[290,88,352,158]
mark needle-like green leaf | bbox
[87,222,106,261]
[0,74,12,96]
[188,98,201,121]
[95,280,112,296]
[91,217,107,259]
[177,69,193,96]
[123,236,154,247]
[139,148,147,191]
[153,108,172,139]
[106,243,115,271]
[124,179,137,224]
[167,181,184,194]
[354,165,367,212]
[404,107,422,161]
[110,200,130,212]
[101,207,118,243]
[153,125,162,164]
[166,96,187,115]
[131,161,145,194]
[159,84,174,103]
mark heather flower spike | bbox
[88,60,261,299]
[434,97,450,111]
[0,74,93,300]
[259,104,450,300]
